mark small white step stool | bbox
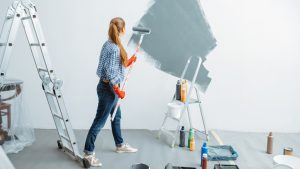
[157,56,209,148]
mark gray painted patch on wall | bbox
[129,0,216,92]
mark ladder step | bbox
[0,43,13,46]
[60,134,71,143]
[53,113,63,120]
[6,16,14,20]
[165,114,180,122]
[30,43,45,46]
[37,67,48,72]
[45,91,55,96]
[21,16,32,20]
[161,128,176,138]
[188,98,201,104]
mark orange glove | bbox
[113,85,125,99]
[127,54,137,67]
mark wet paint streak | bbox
[129,0,216,92]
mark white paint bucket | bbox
[167,101,184,119]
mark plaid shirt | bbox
[97,40,125,86]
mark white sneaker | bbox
[83,152,102,167]
[116,143,138,153]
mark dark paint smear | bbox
[129,0,216,92]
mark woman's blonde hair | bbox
[108,17,128,66]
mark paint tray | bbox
[208,145,238,161]
[214,164,239,169]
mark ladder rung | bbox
[21,16,32,20]
[45,91,55,96]
[38,67,48,72]
[60,134,71,143]
[53,113,63,120]
[0,43,13,46]
[6,16,14,20]
[188,98,201,104]
[161,128,176,138]
[165,114,180,122]
[30,43,45,46]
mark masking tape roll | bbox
[284,147,293,156]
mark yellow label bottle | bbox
[189,137,195,151]
[181,80,187,102]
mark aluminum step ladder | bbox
[0,1,90,168]
[157,56,209,148]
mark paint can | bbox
[167,101,183,119]
[283,147,293,156]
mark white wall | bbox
[1,0,299,132]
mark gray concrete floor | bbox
[6,129,300,169]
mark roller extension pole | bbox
[111,27,151,122]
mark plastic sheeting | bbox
[0,78,35,154]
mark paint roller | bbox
[132,26,151,34]
[110,26,151,122]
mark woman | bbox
[83,17,138,167]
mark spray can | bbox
[188,128,194,148]
[267,132,273,154]
[201,142,208,166]
[181,80,187,102]
[190,137,195,151]
[202,153,208,169]
[176,80,181,101]
[179,126,185,147]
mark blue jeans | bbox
[84,81,124,154]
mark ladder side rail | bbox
[21,18,45,79]
[54,89,80,155]
[24,6,56,82]
[179,57,202,119]
[0,3,23,81]
[195,87,209,139]
[180,56,192,81]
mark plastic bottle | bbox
[176,80,181,100]
[189,137,195,151]
[267,132,273,154]
[200,142,208,166]
[181,80,187,102]
[202,153,208,169]
[179,126,185,147]
[188,128,194,148]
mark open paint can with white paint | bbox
[167,101,184,119]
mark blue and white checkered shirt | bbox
[97,40,125,86]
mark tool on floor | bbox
[208,145,238,161]
[111,26,151,122]
[130,163,150,169]
[214,164,239,169]
[267,132,273,154]
[179,126,185,147]
[157,56,209,148]
[165,163,196,169]
[283,147,293,156]
[0,1,90,168]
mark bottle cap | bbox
[181,126,184,130]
